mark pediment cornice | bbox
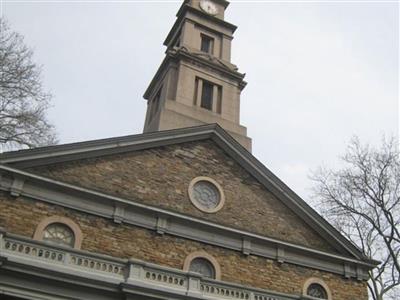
[0,124,378,269]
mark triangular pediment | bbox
[0,125,373,263]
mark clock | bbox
[199,0,218,16]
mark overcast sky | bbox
[2,0,398,202]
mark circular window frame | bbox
[188,176,225,213]
[303,278,332,300]
[183,251,221,280]
[33,216,83,249]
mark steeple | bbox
[143,0,251,151]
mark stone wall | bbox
[27,140,336,253]
[0,194,368,300]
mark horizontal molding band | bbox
[0,166,371,281]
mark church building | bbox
[0,1,378,299]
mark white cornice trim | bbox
[0,127,214,165]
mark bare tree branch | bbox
[0,18,57,150]
[311,136,400,300]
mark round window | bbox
[188,177,225,213]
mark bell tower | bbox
[143,0,251,151]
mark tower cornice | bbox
[164,4,237,48]
[143,47,246,101]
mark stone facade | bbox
[27,140,336,253]
[0,193,368,300]
[0,1,375,298]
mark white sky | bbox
[2,0,399,202]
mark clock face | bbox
[199,0,218,16]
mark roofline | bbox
[0,125,217,164]
[210,127,374,261]
[0,124,377,264]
